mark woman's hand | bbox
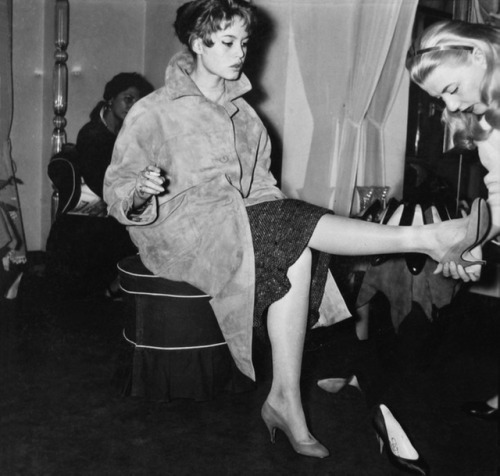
[133,165,166,209]
[434,244,483,282]
[433,207,483,282]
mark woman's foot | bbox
[428,198,490,275]
[261,399,329,458]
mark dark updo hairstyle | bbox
[174,0,256,52]
[89,72,154,120]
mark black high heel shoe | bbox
[399,203,427,275]
[371,198,401,266]
[261,401,329,458]
[372,404,429,475]
[359,199,383,222]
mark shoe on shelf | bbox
[372,404,429,475]
[440,197,490,268]
[261,401,329,458]
[359,199,383,222]
[371,198,401,266]
[423,204,441,224]
[434,200,452,221]
[399,203,427,275]
[462,401,499,421]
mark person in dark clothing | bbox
[45,73,155,299]
[77,72,154,198]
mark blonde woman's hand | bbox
[434,208,483,282]
[435,244,482,282]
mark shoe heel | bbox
[268,425,276,444]
[262,407,276,443]
[376,433,384,454]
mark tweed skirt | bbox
[246,198,333,331]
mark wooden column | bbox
[52,0,69,155]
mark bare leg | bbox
[355,302,370,341]
[265,247,314,442]
[308,214,469,262]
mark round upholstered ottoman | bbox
[117,255,252,402]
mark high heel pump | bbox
[440,197,490,268]
[372,404,429,475]
[261,401,329,458]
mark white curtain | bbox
[276,0,417,216]
[362,0,419,190]
[333,0,418,215]
[0,0,27,297]
[471,0,500,24]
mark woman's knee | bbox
[288,247,312,276]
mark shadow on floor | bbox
[0,255,498,475]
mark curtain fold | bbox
[0,0,27,298]
[278,0,418,216]
[333,0,417,216]
[362,0,418,190]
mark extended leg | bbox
[308,213,469,263]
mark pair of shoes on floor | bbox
[461,401,499,421]
[261,401,329,458]
[373,404,429,475]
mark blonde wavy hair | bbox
[406,20,500,150]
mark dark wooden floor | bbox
[0,255,498,476]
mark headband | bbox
[409,45,474,58]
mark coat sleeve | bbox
[103,105,159,225]
[247,128,286,202]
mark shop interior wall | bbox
[11,0,408,251]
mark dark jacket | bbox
[77,116,116,198]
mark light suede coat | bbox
[104,51,350,380]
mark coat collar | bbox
[164,50,252,105]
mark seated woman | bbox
[104,0,489,460]
[73,73,155,297]
[77,72,155,198]
[46,73,155,299]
